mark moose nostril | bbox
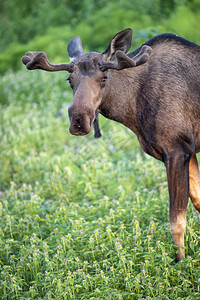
[73,117,84,130]
[75,117,82,124]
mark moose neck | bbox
[99,68,141,136]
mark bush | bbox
[164,5,200,43]
[1,2,200,74]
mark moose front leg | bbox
[189,155,200,212]
[165,152,190,262]
[93,112,102,138]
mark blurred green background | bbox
[0,0,200,74]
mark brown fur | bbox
[68,31,200,262]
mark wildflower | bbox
[135,220,139,226]
[100,243,105,252]
[94,229,99,236]
[110,208,114,215]
[121,255,126,261]
[103,259,108,267]
[106,225,111,234]
[66,233,71,241]
[135,191,140,197]
[120,224,125,230]
[115,241,122,250]
[135,274,140,283]
[118,185,123,192]
[60,194,66,198]
[149,221,155,233]
[75,257,80,263]
[89,237,94,244]
[93,261,98,267]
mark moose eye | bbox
[66,76,73,88]
[102,76,107,83]
[66,77,71,84]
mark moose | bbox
[22,28,200,262]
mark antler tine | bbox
[22,51,73,72]
[99,45,152,72]
[132,45,153,66]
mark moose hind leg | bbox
[189,155,200,212]
[165,152,190,262]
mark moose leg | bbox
[189,155,200,212]
[93,112,102,138]
[165,153,190,262]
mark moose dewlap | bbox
[22,28,200,262]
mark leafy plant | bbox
[0,67,200,299]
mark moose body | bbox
[22,29,200,262]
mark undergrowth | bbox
[0,70,200,299]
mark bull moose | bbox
[22,28,200,262]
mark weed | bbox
[0,70,200,299]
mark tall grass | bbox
[0,69,200,299]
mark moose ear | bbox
[102,28,132,60]
[67,36,83,62]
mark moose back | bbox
[22,28,200,262]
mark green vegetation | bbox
[0,69,200,299]
[1,1,200,299]
[1,0,200,74]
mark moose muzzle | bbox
[68,105,95,136]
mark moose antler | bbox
[99,45,152,71]
[22,51,73,72]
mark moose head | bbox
[22,29,152,136]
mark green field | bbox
[0,69,200,299]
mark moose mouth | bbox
[69,115,94,136]
[70,129,91,136]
